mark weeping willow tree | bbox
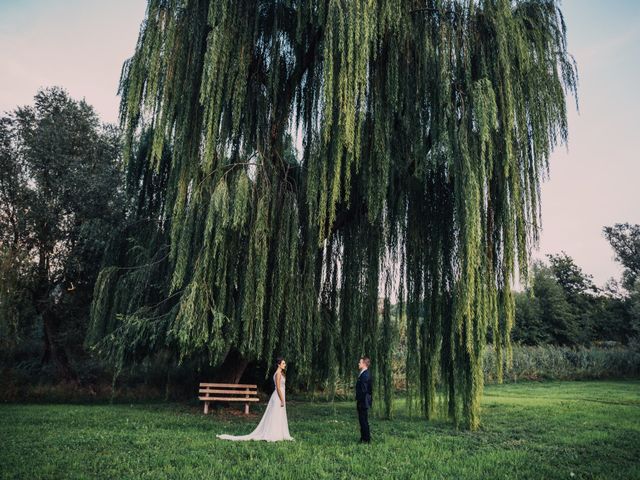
[89,0,577,429]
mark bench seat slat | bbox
[199,396,260,402]
[199,389,258,395]
[199,383,257,388]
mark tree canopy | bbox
[89,0,578,429]
[604,223,640,292]
[604,223,640,336]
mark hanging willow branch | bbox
[90,0,577,430]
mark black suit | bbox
[355,369,372,442]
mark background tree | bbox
[90,0,577,429]
[512,290,546,345]
[547,252,598,298]
[603,224,640,291]
[513,261,578,345]
[604,223,640,337]
[0,88,123,382]
[547,252,598,344]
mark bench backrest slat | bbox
[199,382,257,388]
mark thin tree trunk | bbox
[165,368,171,401]
[40,307,78,383]
[34,244,78,383]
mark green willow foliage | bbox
[90,0,577,429]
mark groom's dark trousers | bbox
[356,369,372,442]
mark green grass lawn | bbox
[2,380,639,479]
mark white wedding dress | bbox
[216,372,293,442]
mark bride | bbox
[216,357,294,442]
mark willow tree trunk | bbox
[216,348,250,384]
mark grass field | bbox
[1,380,639,479]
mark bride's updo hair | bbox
[275,356,286,375]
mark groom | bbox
[356,356,373,444]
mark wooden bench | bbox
[198,383,259,415]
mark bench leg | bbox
[244,402,249,415]
[204,401,209,415]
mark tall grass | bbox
[381,343,640,392]
[483,343,640,383]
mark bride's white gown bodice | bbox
[216,372,293,442]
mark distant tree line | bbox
[512,229,640,346]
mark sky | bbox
[1,0,638,289]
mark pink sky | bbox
[1,0,638,289]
